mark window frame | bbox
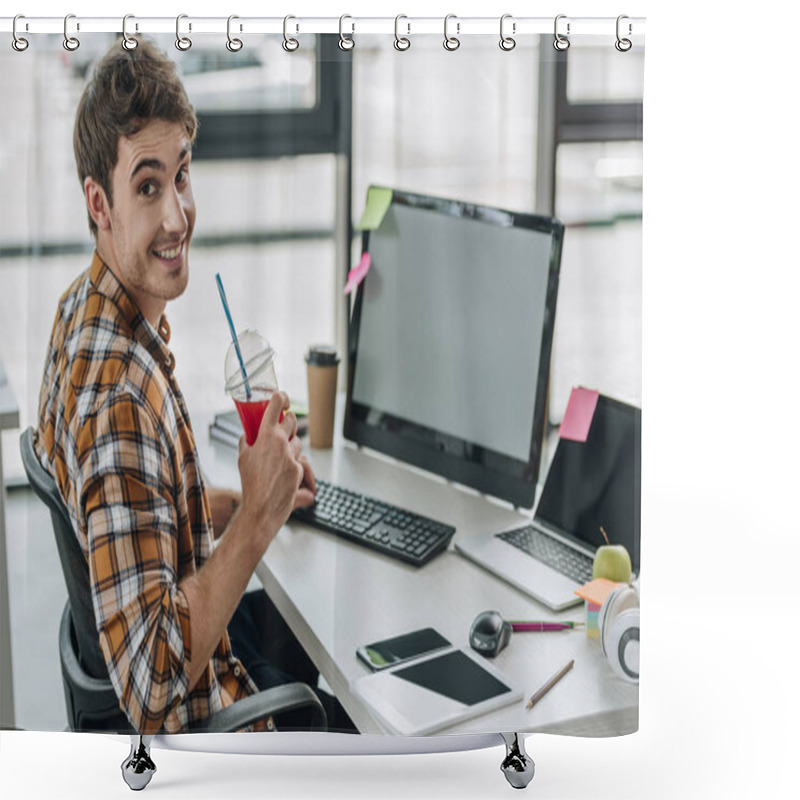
[536,44,643,216]
[192,35,352,161]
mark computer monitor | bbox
[343,188,563,509]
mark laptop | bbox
[455,394,641,610]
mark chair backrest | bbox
[19,427,109,679]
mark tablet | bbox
[352,647,522,735]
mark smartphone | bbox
[357,627,452,672]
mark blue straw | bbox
[215,272,251,399]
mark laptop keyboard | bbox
[291,479,455,567]
[497,525,594,584]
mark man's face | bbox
[100,119,195,324]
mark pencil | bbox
[526,659,575,710]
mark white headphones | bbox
[598,584,640,683]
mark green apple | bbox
[592,544,632,583]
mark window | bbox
[539,41,644,421]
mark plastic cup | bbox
[224,329,280,446]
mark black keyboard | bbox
[291,480,455,567]
[497,525,594,584]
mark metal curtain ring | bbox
[339,15,354,50]
[63,14,80,51]
[12,14,29,51]
[121,14,138,50]
[175,14,192,51]
[394,14,410,51]
[443,14,460,51]
[553,14,570,51]
[226,15,243,51]
[226,15,243,52]
[499,14,516,51]
[282,15,299,51]
[615,15,632,52]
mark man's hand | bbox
[236,391,307,551]
[294,453,317,510]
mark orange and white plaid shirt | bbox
[36,252,266,735]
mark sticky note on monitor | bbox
[344,252,372,295]
[559,387,600,442]
[357,186,393,230]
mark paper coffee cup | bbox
[305,345,339,448]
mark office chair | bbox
[20,427,326,787]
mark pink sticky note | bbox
[344,252,372,295]
[559,387,600,442]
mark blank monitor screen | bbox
[344,188,563,509]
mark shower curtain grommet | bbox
[12,14,29,51]
[443,14,461,51]
[63,14,80,51]
[175,14,192,51]
[282,15,299,52]
[121,14,138,50]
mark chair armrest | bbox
[194,683,327,733]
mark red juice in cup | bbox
[234,388,273,446]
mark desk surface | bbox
[194,403,638,738]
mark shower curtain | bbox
[0,9,644,793]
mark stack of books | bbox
[209,402,309,448]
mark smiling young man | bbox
[88,117,194,324]
[35,39,352,736]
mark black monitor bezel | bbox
[343,188,563,509]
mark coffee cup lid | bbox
[305,345,339,366]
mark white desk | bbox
[194,403,638,737]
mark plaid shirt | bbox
[36,252,268,734]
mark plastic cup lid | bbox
[224,330,275,393]
[305,345,339,366]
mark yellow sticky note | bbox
[357,186,393,230]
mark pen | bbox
[526,659,575,710]
[510,621,583,632]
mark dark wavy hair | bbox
[73,38,198,236]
